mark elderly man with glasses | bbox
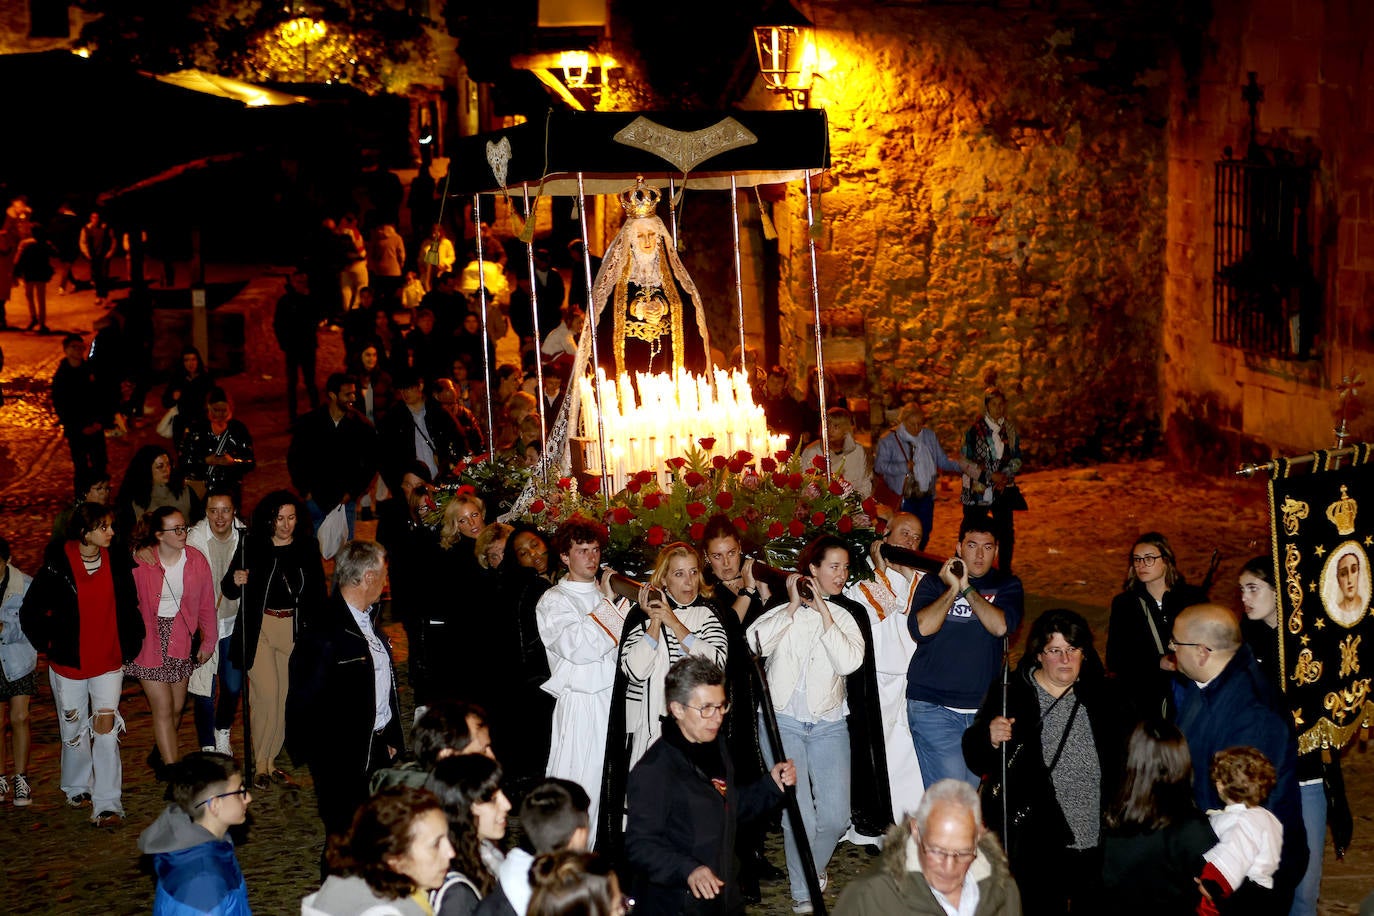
[624,656,795,916]
[1168,603,1308,912]
[834,778,1021,915]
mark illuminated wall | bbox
[1163,0,1374,469]
[758,1,1173,465]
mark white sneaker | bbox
[214,729,231,755]
[792,902,814,915]
[201,745,216,752]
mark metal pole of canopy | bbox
[576,173,611,504]
[522,184,548,462]
[804,170,831,481]
[730,174,748,377]
[667,176,679,250]
[473,193,496,454]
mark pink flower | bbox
[647,525,666,546]
[716,492,735,510]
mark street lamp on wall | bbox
[753,0,813,108]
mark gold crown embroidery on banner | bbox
[1327,485,1358,536]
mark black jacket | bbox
[51,358,105,435]
[20,540,143,669]
[286,405,378,512]
[1106,580,1208,718]
[625,717,782,916]
[221,534,326,671]
[285,592,405,770]
[377,400,467,493]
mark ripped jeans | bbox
[49,668,125,815]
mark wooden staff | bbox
[877,543,946,576]
[747,559,815,604]
[603,570,664,607]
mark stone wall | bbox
[757,1,1171,466]
[1164,0,1374,471]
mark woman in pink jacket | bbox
[127,506,216,775]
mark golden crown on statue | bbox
[619,179,661,219]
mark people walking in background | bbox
[51,332,107,492]
[0,536,37,807]
[274,271,320,424]
[960,388,1023,575]
[79,210,115,308]
[14,224,55,334]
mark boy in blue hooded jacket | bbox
[138,751,252,915]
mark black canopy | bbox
[450,108,829,196]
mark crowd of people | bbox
[0,198,1344,916]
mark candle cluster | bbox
[577,367,789,495]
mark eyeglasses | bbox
[195,785,250,807]
[1132,554,1163,567]
[919,841,977,862]
[1168,636,1210,652]
[161,526,189,535]
[1041,646,1083,660]
[684,702,732,719]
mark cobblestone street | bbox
[0,276,1370,913]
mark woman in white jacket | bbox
[747,535,866,914]
[620,542,728,770]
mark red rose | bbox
[768,521,785,538]
[811,454,828,470]
[788,519,806,537]
[716,492,734,510]
[775,450,791,464]
[530,499,546,514]
[771,472,788,488]
[732,516,749,532]
[713,456,728,469]
[457,484,476,497]
[647,525,666,546]
[734,450,754,463]
[643,492,662,509]
[581,477,601,496]
[788,473,804,490]
[761,457,777,473]
[838,515,853,533]
[811,511,827,526]
[667,457,687,470]
[828,480,845,496]
[626,478,641,494]
[687,501,707,518]
[727,458,745,474]
[557,476,574,491]
[611,507,633,525]
[635,470,655,485]
[453,461,467,476]
[685,471,705,487]
[699,437,716,450]
[689,522,706,541]
[862,497,877,515]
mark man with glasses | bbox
[834,778,1021,915]
[625,657,795,915]
[1169,603,1308,911]
[137,750,252,914]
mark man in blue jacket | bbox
[1170,603,1308,911]
[138,751,252,915]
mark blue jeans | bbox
[1289,780,1326,915]
[907,700,979,789]
[760,712,851,903]
[306,497,356,542]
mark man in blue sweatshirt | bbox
[138,751,252,915]
[906,513,1023,788]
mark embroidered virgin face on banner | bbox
[1322,543,1370,628]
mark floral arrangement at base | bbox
[420,453,532,527]
[430,438,880,577]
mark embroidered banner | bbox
[1269,450,1374,753]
